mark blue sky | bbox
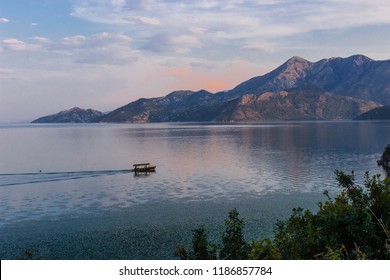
[1,0,390,122]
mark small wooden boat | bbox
[133,163,156,174]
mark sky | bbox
[1,0,390,123]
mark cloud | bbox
[0,68,18,81]
[70,0,390,57]
[242,42,278,54]
[61,35,87,46]
[30,37,52,44]
[3,0,390,123]
[71,0,160,25]
[1,38,42,51]
[0,68,15,75]
[1,31,139,66]
[265,0,390,32]
[123,15,160,25]
[143,32,201,54]
[57,32,139,65]
[159,58,266,93]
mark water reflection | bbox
[0,121,389,227]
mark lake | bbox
[0,121,389,259]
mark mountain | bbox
[224,56,313,100]
[354,106,390,120]
[102,54,388,123]
[215,86,380,121]
[100,90,225,123]
[101,85,379,122]
[32,107,104,123]
[225,55,390,105]
[34,55,390,123]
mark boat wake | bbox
[0,169,133,187]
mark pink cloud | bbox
[161,60,264,93]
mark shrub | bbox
[274,171,389,259]
[177,171,390,259]
[220,208,250,260]
[249,238,281,260]
[176,208,248,260]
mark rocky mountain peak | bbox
[63,107,83,113]
[166,90,194,99]
[282,56,312,72]
[349,54,373,65]
[263,56,312,90]
[286,56,310,64]
[328,54,373,66]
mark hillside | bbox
[32,107,104,123]
[354,106,390,120]
[100,85,380,122]
[216,86,380,121]
[100,90,224,123]
[225,55,390,105]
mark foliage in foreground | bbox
[176,208,249,260]
[176,171,390,260]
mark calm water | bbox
[0,121,389,259]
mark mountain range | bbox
[32,54,390,123]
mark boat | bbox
[133,163,156,174]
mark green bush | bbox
[175,208,248,260]
[249,238,281,260]
[275,170,390,259]
[178,171,390,260]
[220,208,250,260]
[175,227,216,260]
